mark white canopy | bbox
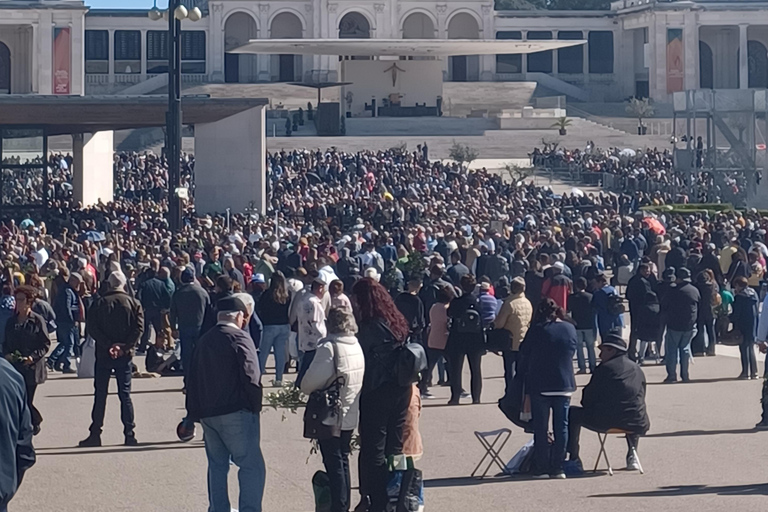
[231,38,585,57]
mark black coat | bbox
[661,281,700,332]
[2,312,50,386]
[581,353,650,434]
[626,274,652,314]
[635,293,661,342]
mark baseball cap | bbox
[251,273,266,284]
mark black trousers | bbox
[566,406,639,461]
[89,356,135,436]
[418,347,445,393]
[26,382,42,428]
[358,383,411,512]
[502,350,517,396]
[319,429,354,512]
[447,342,484,403]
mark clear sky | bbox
[86,0,168,9]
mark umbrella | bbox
[608,155,620,163]
[78,230,106,243]
[571,187,585,197]
[642,217,666,235]
[306,172,322,184]
[619,148,637,157]
[19,219,34,229]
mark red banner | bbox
[666,28,684,94]
[53,27,71,95]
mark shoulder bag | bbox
[303,340,346,440]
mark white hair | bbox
[231,292,255,316]
[217,310,243,324]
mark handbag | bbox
[720,327,744,346]
[303,340,346,440]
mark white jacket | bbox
[300,334,365,431]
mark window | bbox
[146,31,206,74]
[146,31,169,74]
[527,31,553,74]
[114,30,141,74]
[181,31,206,73]
[85,30,109,74]
[496,31,522,74]
[558,31,583,74]
[589,31,614,74]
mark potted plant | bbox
[626,97,654,135]
[551,117,572,136]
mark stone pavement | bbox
[10,341,768,512]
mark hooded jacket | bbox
[731,286,759,342]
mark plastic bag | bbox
[77,335,96,379]
[504,437,534,475]
[386,468,424,512]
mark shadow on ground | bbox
[591,483,768,498]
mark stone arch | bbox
[748,40,768,88]
[270,11,304,82]
[224,11,259,83]
[338,11,372,39]
[446,11,480,81]
[699,40,713,89]
[401,11,437,39]
[0,42,10,94]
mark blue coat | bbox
[520,320,577,395]
[0,359,35,508]
[592,285,624,334]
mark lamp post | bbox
[149,1,202,232]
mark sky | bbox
[86,0,169,9]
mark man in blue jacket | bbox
[48,271,81,374]
[0,358,36,512]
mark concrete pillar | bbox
[521,30,527,74]
[739,23,748,89]
[582,34,589,82]
[71,16,85,96]
[72,131,114,206]
[209,6,225,82]
[683,14,698,91]
[39,12,53,94]
[195,106,267,214]
[108,29,115,84]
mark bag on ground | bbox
[311,470,332,512]
[386,467,424,512]
[504,438,534,475]
[77,335,96,379]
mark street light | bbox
[149,1,202,232]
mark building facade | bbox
[0,0,767,102]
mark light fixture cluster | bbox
[148,2,202,22]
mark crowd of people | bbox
[2,143,768,511]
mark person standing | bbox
[661,267,701,383]
[79,271,144,447]
[296,278,328,387]
[48,272,80,373]
[591,273,624,341]
[394,278,425,342]
[169,267,211,386]
[626,263,654,361]
[351,278,412,512]
[137,260,171,354]
[567,277,597,374]
[2,286,50,436]
[0,357,36,512]
[446,274,486,405]
[730,276,759,380]
[420,285,454,397]
[493,277,532,390]
[258,271,291,386]
[519,298,577,479]
[300,308,365,512]
[185,296,266,512]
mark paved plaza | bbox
[11,341,768,512]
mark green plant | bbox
[390,141,408,154]
[264,381,305,421]
[626,97,655,126]
[504,162,532,183]
[550,117,572,130]
[403,251,427,281]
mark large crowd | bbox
[2,144,768,512]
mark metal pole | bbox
[167,0,182,232]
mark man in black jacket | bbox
[446,251,469,285]
[661,267,701,383]
[80,271,144,447]
[186,296,265,512]
[626,263,654,362]
[565,332,650,473]
[170,267,211,387]
[137,259,172,354]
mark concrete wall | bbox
[194,106,266,215]
[73,131,114,206]
[341,59,443,117]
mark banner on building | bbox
[666,28,684,94]
[53,27,71,95]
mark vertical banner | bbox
[666,28,684,94]
[53,27,71,95]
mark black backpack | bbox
[607,293,625,316]
[453,303,484,335]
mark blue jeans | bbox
[531,394,570,475]
[50,323,79,370]
[258,324,289,382]
[575,329,597,372]
[201,410,266,512]
[665,329,695,381]
[89,356,135,436]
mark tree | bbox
[504,162,532,184]
[449,141,479,169]
[626,97,655,127]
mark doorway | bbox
[0,43,10,94]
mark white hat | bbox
[364,267,380,282]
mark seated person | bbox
[565,330,650,473]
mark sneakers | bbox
[124,435,138,446]
[61,368,76,374]
[738,373,750,380]
[755,421,768,430]
[272,380,283,388]
[78,435,102,448]
[551,472,567,479]
[460,391,471,399]
[626,453,641,471]
[420,392,435,399]
[531,473,550,479]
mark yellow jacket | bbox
[494,292,533,351]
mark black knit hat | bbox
[599,331,628,352]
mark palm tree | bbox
[551,117,572,135]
